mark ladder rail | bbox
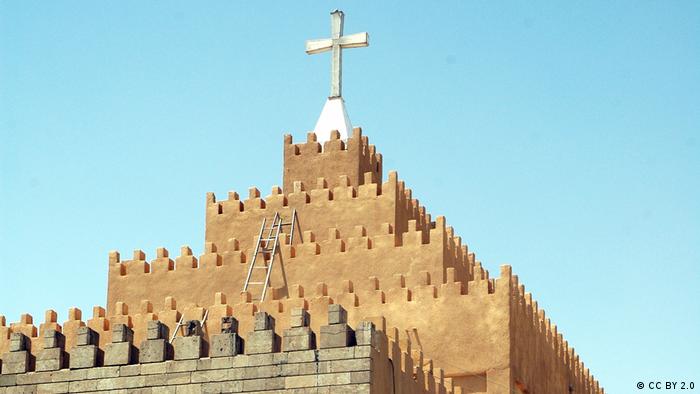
[261,214,283,301]
[264,212,281,259]
[289,208,298,244]
[265,212,280,240]
[170,314,185,343]
[259,212,280,280]
[201,309,209,332]
[260,211,280,264]
[243,217,267,292]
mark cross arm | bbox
[305,38,333,55]
[339,32,369,48]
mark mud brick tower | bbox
[0,10,603,394]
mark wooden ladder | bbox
[242,209,298,302]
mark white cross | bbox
[306,10,369,98]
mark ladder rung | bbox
[248,282,265,285]
[253,266,268,269]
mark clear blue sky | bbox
[1,2,698,392]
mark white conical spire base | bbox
[313,97,352,148]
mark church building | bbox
[0,10,602,394]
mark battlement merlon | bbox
[283,127,382,192]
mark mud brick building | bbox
[0,9,604,393]
[0,127,603,393]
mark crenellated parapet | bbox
[109,211,477,319]
[205,168,432,254]
[283,127,382,193]
[3,264,600,392]
[7,266,498,387]
[0,305,454,394]
[508,272,604,394]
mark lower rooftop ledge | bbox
[0,305,455,394]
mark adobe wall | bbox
[509,277,603,394]
[110,208,471,314]
[79,127,604,392]
[0,306,454,394]
[204,169,431,255]
[3,269,603,393]
[282,128,382,193]
[15,268,511,393]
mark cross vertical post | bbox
[330,11,344,98]
[306,10,369,99]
